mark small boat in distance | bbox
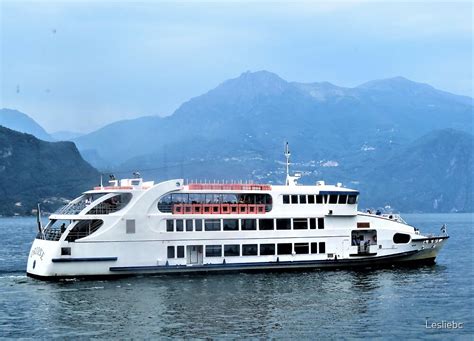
[27,144,449,280]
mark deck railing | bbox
[54,202,87,215]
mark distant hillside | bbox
[360,129,473,212]
[5,71,473,213]
[0,126,100,215]
[74,71,473,169]
[0,108,53,141]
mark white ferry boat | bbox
[27,146,448,280]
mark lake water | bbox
[0,214,472,338]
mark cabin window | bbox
[173,193,188,204]
[224,245,240,257]
[315,195,324,204]
[276,219,291,230]
[348,194,358,204]
[283,195,290,204]
[126,219,136,234]
[242,219,257,231]
[223,219,239,231]
[87,193,133,215]
[291,195,298,204]
[189,193,201,203]
[195,219,203,231]
[177,246,185,258]
[260,244,275,256]
[166,220,174,232]
[311,242,318,254]
[308,195,315,204]
[176,220,184,232]
[338,195,347,204]
[318,218,325,229]
[293,218,308,229]
[186,219,193,231]
[310,218,316,229]
[206,245,222,257]
[61,247,71,256]
[222,194,238,204]
[393,233,411,244]
[167,246,175,258]
[259,219,274,230]
[329,195,338,204]
[277,243,292,255]
[319,242,326,254]
[205,219,221,231]
[65,220,104,242]
[242,244,258,256]
[299,195,307,204]
[295,243,309,254]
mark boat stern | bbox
[26,238,60,279]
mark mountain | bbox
[51,130,84,141]
[358,129,473,212]
[0,126,100,215]
[0,108,53,141]
[74,71,472,170]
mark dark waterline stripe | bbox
[52,257,118,263]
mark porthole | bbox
[393,233,411,244]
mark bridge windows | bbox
[282,193,357,205]
[347,194,358,204]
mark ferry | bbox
[27,145,448,280]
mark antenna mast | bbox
[284,142,291,185]
[284,142,301,186]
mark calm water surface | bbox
[0,214,472,339]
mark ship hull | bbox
[27,238,447,281]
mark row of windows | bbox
[167,242,326,259]
[167,245,185,258]
[166,217,325,232]
[282,194,358,205]
[158,193,273,213]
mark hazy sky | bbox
[1,0,472,133]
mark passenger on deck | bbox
[376,210,382,216]
[60,223,66,234]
